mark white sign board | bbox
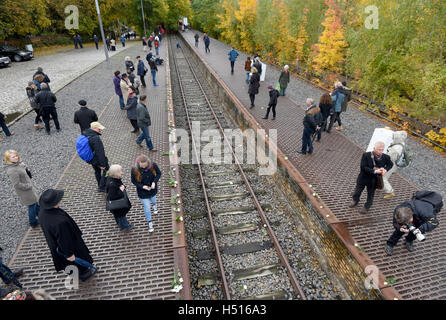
[260,62,266,82]
[366,128,394,153]
[183,17,188,26]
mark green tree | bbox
[165,0,191,31]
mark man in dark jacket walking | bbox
[136,95,156,151]
[124,86,139,133]
[262,85,280,120]
[113,71,125,109]
[194,33,199,47]
[74,100,98,133]
[248,67,260,108]
[385,193,441,255]
[228,47,239,74]
[38,189,97,281]
[35,83,60,135]
[350,141,393,214]
[83,122,109,192]
[136,56,146,88]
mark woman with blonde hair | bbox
[4,150,39,227]
[105,164,133,231]
[131,154,161,233]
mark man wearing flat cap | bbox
[74,100,98,133]
[38,189,97,282]
[83,122,109,192]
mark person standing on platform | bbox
[106,37,111,51]
[124,86,139,134]
[120,35,125,47]
[73,35,78,49]
[297,99,318,155]
[382,131,408,199]
[110,38,116,51]
[142,36,147,51]
[0,112,14,142]
[278,65,290,96]
[349,141,393,214]
[131,154,161,233]
[73,100,98,133]
[136,56,147,88]
[154,36,160,56]
[253,57,262,77]
[204,33,210,53]
[34,83,60,135]
[327,81,345,132]
[148,35,153,50]
[120,73,131,106]
[262,85,280,120]
[105,165,133,231]
[113,71,125,109]
[228,47,239,75]
[248,67,260,108]
[194,33,199,47]
[318,93,332,132]
[125,56,135,72]
[38,189,97,282]
[4,150,40,227]
[26,81,43,130]
[83,122,109,192]
[244,57,252,83]
[92,35,99,50]
[33,67,51,85]
[77,34,83,48]
[136,95,156,151]
[148,56,159,87]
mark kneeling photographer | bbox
[385,190,442,255]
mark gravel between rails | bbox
[0,44,144,265]
[171,35,349,300]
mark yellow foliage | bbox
[295,8,309,65]
[311,0,348,74]
[216,0,239,46]
[425,129,446,152]
[235,0,257,54]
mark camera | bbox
[406,223,425,242]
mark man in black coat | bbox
[350,141,393,214]
[385,195,440,255]
[92,35,99,50]
[38,189,96,281]
[35,83,60,135]
[74,100,98,133]
[83,122,109,192]
[262,85,279,119]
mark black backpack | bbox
[412,190,443,214]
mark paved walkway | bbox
[180,31,445,300]
[4,37,185,299]
[0,41,136,115]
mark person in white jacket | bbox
[383,130,408,199]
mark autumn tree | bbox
[234,0,256,54]
[165,0,192,31]
[216,0,240,47]
[311,0,348,75]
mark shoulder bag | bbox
[106,189,131,211]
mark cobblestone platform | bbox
[180,30,446,300]
[5,37,190,299]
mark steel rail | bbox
[169,37,232,299]
[176,36,307,300]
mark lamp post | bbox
[94,0,111,68]
[140,0,147,37]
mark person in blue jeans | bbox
[0,112,14,142]
[228,47,239,74]
[4,150,40,227]
[113,71,125,109]
[131,154,162,233]
[135,95,156,150]
[148,56,159,86]
[297,98,319,155]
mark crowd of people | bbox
[0,29,166,298]
[1,29,442,299]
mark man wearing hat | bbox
[74,100,98,133]
[38,189,97,282]
[83,122,109,192]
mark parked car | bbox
[0,45,33,62]
[0,56,11,67]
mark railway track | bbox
[168,35,308,300]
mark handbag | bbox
[371,153,384,190]
[106,189,131,211]
[25,167,32,179]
